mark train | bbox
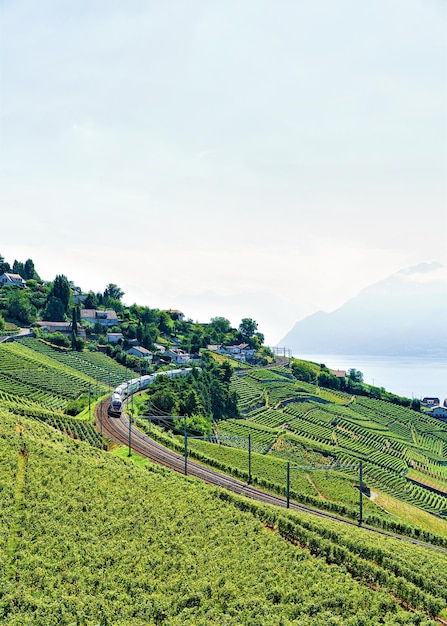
[108,368,195,417]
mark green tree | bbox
[48,275,71,314]
[104,283,124,301]
[318,371,341,390]
[84,291,98,309]
[210,316,232,341]
[43,296,65,321]
[238,318,258,339]
[12,260,25,277]
[24,259,36,280]
[71,306,78,350]
[348,368,364,383]
[0,254,11,275]
[7,290,36,324]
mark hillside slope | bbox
[1,408,445,625]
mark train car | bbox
[108,368,198,417]
[109,391,123,417]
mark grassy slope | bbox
[0,408,443,625]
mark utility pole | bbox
[88,384,91,419]
[286,462,290,508]
[248,434,252,485]
[359,460,363,526]
[184,415,187,476]
[128,412,133,457]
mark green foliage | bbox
[43,332,71,348]
[291,360,318,383]
[348,368,364,383]
[5,289,37,325]
[48,275,71,315]
[103,283,124,302]
[318,370,341,390]
[0,409,441,624]
[225,366,447,522]
[0,253,11,275]
[42,296,65,321]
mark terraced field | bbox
[0,340,110,448]
[18,337,131,387]
[1,407,445,624]
[220,367,447,521]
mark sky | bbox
[1,0,446,345]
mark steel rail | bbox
[96,400,447,553]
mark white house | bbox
[431,406,447,420]
[0,273,26,288]
[422,397,440,408]
[107,332,123,344]
[165,348,191,364]
[126,346,153,361]
[162,309,185,321]
[36,321,86,339]
[221,343,256,362]
[80,309,118,328]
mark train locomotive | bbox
[108,369,193,417]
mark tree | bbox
[24,259,36,280]
[84,292,98,309]
[48,275,71,314]
[0,254,10,275]
[238,318,258,339]
[7,290,36,324]
[12,260,25,278]
[318,371,341,390]
[348,368,364,383]
[210,316,231,337]
[411,398,421,412]
[43,296,65,321]
[71,306,78,350]
[104,283,124,302]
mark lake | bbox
[296,354,447,403]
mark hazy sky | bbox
[1,0,446,344]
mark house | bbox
[162,309,185,321]
[0,273,26,288]
[80,309,118,328]
[221,343,256,362]
[165,348,191,364]
[330,369,347,379]
[207,344,222,352]
[422,397,440,408]
[107,332,123,345]
[126,346,153,361]
[431,406,447,421]
[36,321,86,339]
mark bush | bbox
[44,332,71,348]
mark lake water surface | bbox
[296,354,447,403]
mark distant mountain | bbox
[280,262,447,356]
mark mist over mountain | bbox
[280,262,447,356]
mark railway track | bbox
[96,400,447,553]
